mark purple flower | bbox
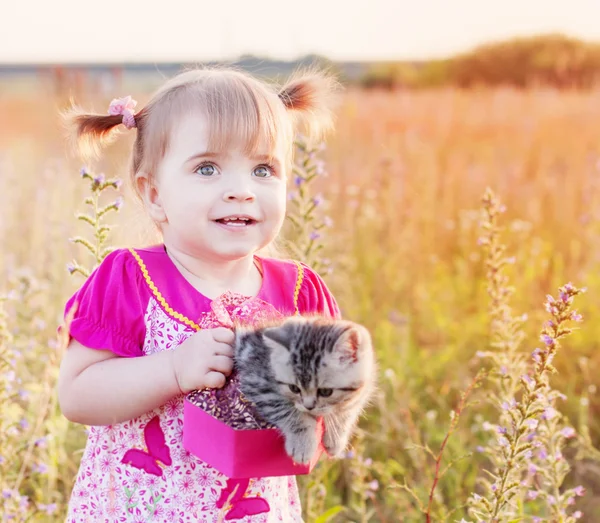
[547,495,556,505]
[345,450,355,459]
[522,374,535,387]
[93,173,106,184]
[528,463,537,475]
[540,334,554,346]
[497,425,507,434]
[2,489,12,499]
[498,436,509,447]
[113,179,123,189]
[287,191,297,201]
[66,263,77,275]
[79,166,88,177]
[367,480,379,491]
[114,197,124,210]
[574,486,585,497]
[18,389,29,400]
[35,463,49,474]
[573,511,583,519]
[294,176,304,187]
[525,419,539,430]
[38,504,58,516]
[323,216,334,228]
[309,231,321,241]
[527,490,539,500]
[571,312,583,322]
[312,194,323,206]
[19,418,29,430]
[561,427,576,438]
[542,407,557,420]
[491,484,498,492]
[476,446,485,453]
[538,448,548,460]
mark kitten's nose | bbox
[303,397,317,410]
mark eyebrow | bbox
[185,151,281,167]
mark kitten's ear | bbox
[262,325,291,350]
[335,324,371,364]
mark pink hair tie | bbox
[108,95,137,130]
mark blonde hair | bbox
[66,65,340,200]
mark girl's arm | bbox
[58,327,235,426]
[58,340,182,426]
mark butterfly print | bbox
[121,416,172,476]
[216,478,270,520]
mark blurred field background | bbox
[3,34,600,521]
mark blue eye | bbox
[253,165,272,178]
[196,164,217,177]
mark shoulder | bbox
[63,246,151,357]
[261,257,341,319]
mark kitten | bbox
[234,315,376,465]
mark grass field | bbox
[2,74,600,521]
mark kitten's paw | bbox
[285,433,318,465]
[322,430,348,458]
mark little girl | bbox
[57,67,341,522]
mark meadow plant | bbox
[0,274,60,521]
[467,189,586,522]
[283,135,334,275]
[66,167,123,277]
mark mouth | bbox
[214,215,258,227]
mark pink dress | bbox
[62,245,340,523]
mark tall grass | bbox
[2,79,600,521]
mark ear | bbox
[135,171,167,223]
[262,325,291,350]
[335,324,371,364]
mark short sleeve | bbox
[62,249,146,357]
[296,263,342,319]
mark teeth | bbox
[223,217,249,222]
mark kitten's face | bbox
[262,317,374,416]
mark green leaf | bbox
[314,506,345,523]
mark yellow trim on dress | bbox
[128,248,305,328]
[128,248,202,331]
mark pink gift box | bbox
[183,379,324,479]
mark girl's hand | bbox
[170,327,235,394]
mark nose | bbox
[303,397,317,410]
[223,178,255,202]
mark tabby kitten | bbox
[234,315,376,465]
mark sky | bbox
[2,0,600,64]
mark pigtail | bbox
[62,97,139,160]
[278,67,342,144]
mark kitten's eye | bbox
[195,163,217,177]
[288,384,301,394]
[318,388,333,397]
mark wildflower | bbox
[527,490,539,500]
[540,334,554,346]
[542,407,557,420]
[309,231,321,241]
[312,194,323,206]
[345,450,355,459]
[525,419,539,430]
[561,427,576,438]
[38,504,58,515]
[571,312,583,322]
[573,511,583,519]
[79,166,88,177]
[476,446,485,453]
[367,480,379,491]
[294,176,303,187]
[93,173,106,184]
[66,263,77,275]
[34,437,48,448]
[114,197,124,210]
[323,216,334,228]
[573,486,585,497]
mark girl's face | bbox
[140,112,287,263]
